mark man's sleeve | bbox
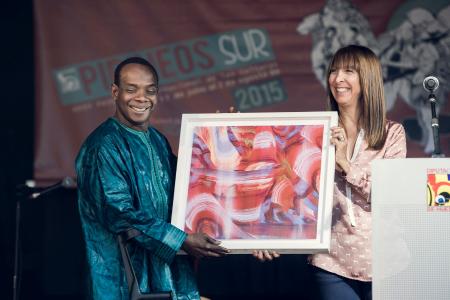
[93,145,186,264]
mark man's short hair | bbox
[113,57,159,87]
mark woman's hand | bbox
[252,250,280,262]
[330,126,350,174]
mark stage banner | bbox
[34,0,450,180]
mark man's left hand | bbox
[182,233,230,258]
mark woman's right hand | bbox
[252,250,280,262]
[330,126,350,174]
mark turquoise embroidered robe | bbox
[75,118,199,300]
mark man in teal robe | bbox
[76,57,228,300]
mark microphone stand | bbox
[13,192,21,300]
[12,178,74,300]
[428,93,445,158]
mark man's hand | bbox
[182,233,230,258]
[252,250,280,262]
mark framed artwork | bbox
[171,112,337,253]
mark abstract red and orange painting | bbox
[184,125,323,240]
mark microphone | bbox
[30,177,76,199]
[423,76,439,92]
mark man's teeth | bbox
[130,105,151,112]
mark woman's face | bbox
[328,67,361,109]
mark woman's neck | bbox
[339,106,360,137]
[339,104,359,124]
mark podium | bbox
[372,158,450,300]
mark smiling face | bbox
[328,66,361,110]
[326,45,387,149]
[112,63,158,131]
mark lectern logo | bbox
[427,168,450,211]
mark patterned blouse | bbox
[309,120,407,281]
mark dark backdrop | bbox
[1,0,36,298]
[0,1,315,299]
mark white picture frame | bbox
[171,112,337,253]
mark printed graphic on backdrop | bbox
[34,0,450,180]
[53,29,283,110]
[297,0,378,87]
[298,0,450,155]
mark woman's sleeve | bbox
[382,123,407,159]
[344,123,407,199]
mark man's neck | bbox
[113,114,148,132]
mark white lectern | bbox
[372,158,450,300]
